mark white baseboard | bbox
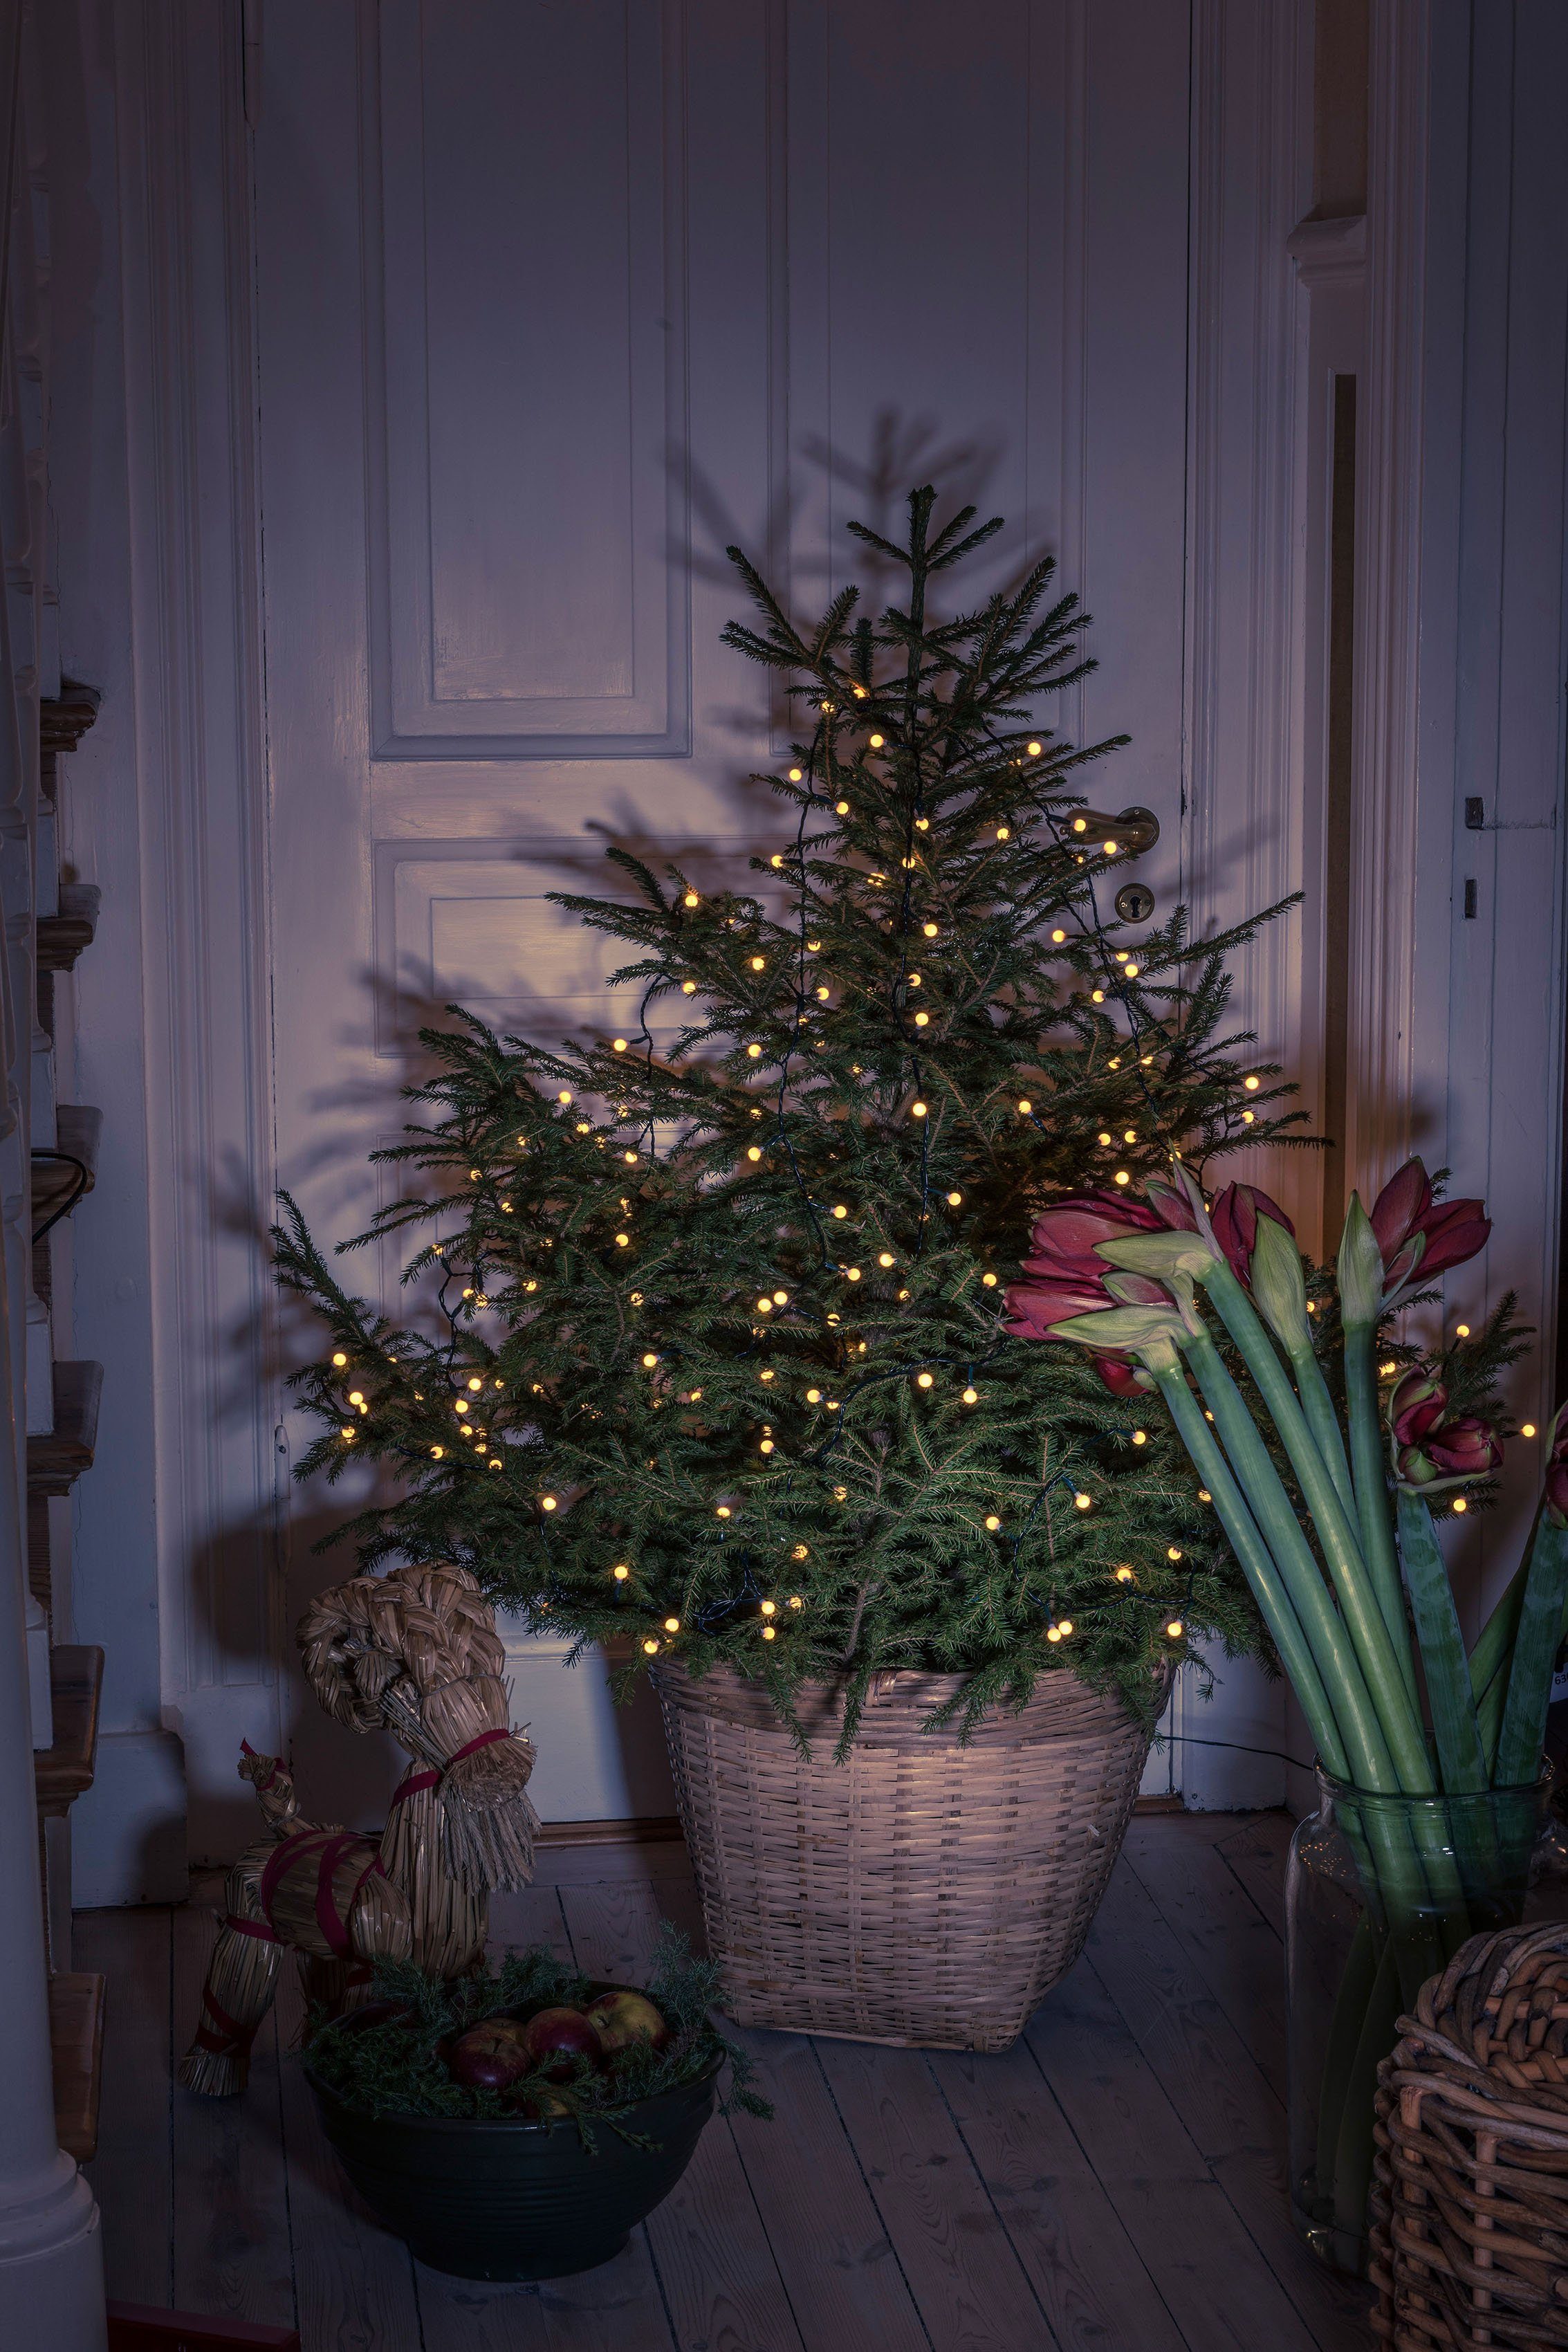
[499,1621,675,1823]
[1171,1648,1289,1811]
[71,1726,187,1905]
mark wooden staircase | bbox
[33,688,108,2163]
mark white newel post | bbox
[0,1249,103,2337]
[0,2,105,2340]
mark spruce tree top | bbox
[276,488,1303,1735]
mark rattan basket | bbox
[1371,1921,1568,2348]
[654,1660,1154,2050]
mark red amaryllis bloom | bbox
[1094,1352,1153,1399]
[1208,1182,1295,1287]
[1390,1370,1502,1489]
[1369,1158,1490,1301]
[1005,1191,1168,1342]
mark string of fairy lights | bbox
[322,609,1255,1661]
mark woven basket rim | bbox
[651,1655,1159,1744]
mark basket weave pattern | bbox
[655,1662,1153,2051]
[1371,1922,1568,2347]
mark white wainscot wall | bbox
[499,1624,676,1823]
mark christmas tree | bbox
[275,487,1304,1736]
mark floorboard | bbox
[488,1884,576,1963]
[416,2245,672,2352]
[928,2041,1187,2352]
[1085,1861,1372,2350]
[1086,1864,1286,2157]
[719,2026,932,2352]
[75,1903,173,2308]
[169,1902,297,2332]
[77,1812,1377,2352]
[1215,1810,1293,1936]
[814,2035,1066,2350]
[1122,1819,1291,2097]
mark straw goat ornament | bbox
[179,1562,538,2095]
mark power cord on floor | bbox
[1161,1731,1316,1773]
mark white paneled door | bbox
[242,0,1304,1829]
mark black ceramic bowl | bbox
[305,2048,721,2281]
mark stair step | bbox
[49,1968,104,2164]
[34,1643,103,1820]
[37,881,101,971]
[27,1360,102,1494]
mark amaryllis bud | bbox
[1208,1182,1295,1287]
[1389,1370,1502,1492]
[1369,1157,1490,1305]
[1142,1173,1202,1235]
[1094,1353,1153,1399]
[1007,1192,1169,1343]
[1389,1370,1447,1449]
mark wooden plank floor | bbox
[74,1810,1374,2351]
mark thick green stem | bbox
[1343,1319,1420,1716]
[1312,1913,1379,2241]
[1325,1938,1404,2262]
[1477,1583,1568,1771]
[1495,1517,1568,1788]
[1286,1334,1358,1524]
[1472,1565,1529,1727]
[1394,1489,1487,1796]
[1149,1357,1351,1780]
[1177,1330,1398,1790]
[1201,1261,1432,1792]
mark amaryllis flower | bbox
[1209,1182,1295,1287]
[1369,1159,1490,1304]
[1093,1352,1153,1399]
[1389,1370,1502,1492]
[1005,1191,1168,1343]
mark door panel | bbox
[255,0,1199,1823]
[367,0,688,753]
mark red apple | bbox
[511,2087,571,2120]
[445,2019,533,2091]
[584,1988,670,2058]
[519,2005,603,2081]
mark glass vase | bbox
[1285,1770,1565,2276]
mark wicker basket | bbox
[1371,1922,1568,2348]
[653,1660,1154,2050]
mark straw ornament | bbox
[178,1562,537,2097]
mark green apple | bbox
[585,1988,670,2057]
